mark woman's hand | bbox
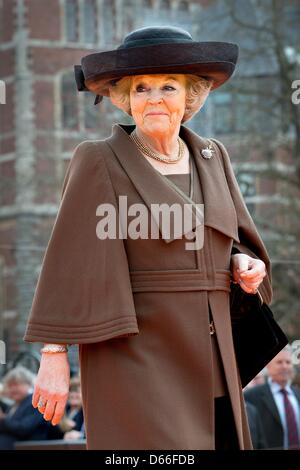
[231,253,266,294]
[32,352,70,426]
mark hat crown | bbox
[76,26,239,103]
[118,26,193,49]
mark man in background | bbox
[244,346,300,449]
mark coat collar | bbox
[105,123,240,244]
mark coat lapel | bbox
[180,125,239,242]
[106,123,240,244]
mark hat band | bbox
[118,37,193,49]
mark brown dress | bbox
[24,123,273,450]
[164,171,227,399]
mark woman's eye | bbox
[136,85,146,92]
[135,85,176,92]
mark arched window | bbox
[61,72,79,130]
[102,0,116,45]
[83,0,97,44]
[211,92,234,134]
[84,93,100,130]
[178,0,189,12]
[65,0,79,42]
[235,93,256,133]
[237,172,256,216]
[173,0,191,32]
[160,0,170,9]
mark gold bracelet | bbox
[40,344,68,354]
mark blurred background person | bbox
[244,369,267,391]
[244,400,267,449]
[0,366,49,449]
[244,346,300,449]
[243,368,268,448]
[64,421,85,441]
[0,382,13,414]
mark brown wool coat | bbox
[24,123,273,450]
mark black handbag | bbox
[230,282,288,388]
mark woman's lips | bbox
[146,112,168,116]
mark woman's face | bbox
[5,381,31,404]
[129,74,186,136]
[69,387,82,408]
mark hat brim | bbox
[81,42,238,96]
[85,63,236,96]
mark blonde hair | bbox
[107,74,213,123]
[2,366,36,387]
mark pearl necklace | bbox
[130,129,185,164]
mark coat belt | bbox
[130,269,231,293]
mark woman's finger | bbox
[239,277,261,288]
[236,257,249,273]
[43,400,57,422]
[51,399,67,426]
[238,268,262,280]
[239,265,265,278]
[239,278,262,289]
[239,283,254,294]
[37,396,48,413]
[240,260,265,278]
[239,279,260,294]
[32,389,40,408]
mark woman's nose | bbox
[147,89,163,102]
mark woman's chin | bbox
[143,119,170,133]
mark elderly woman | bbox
[0,366,49,449]
[24,26,272,450]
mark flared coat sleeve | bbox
[23,141,139,344]
[211,138,273,305]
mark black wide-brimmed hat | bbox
[74,26,239,105]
